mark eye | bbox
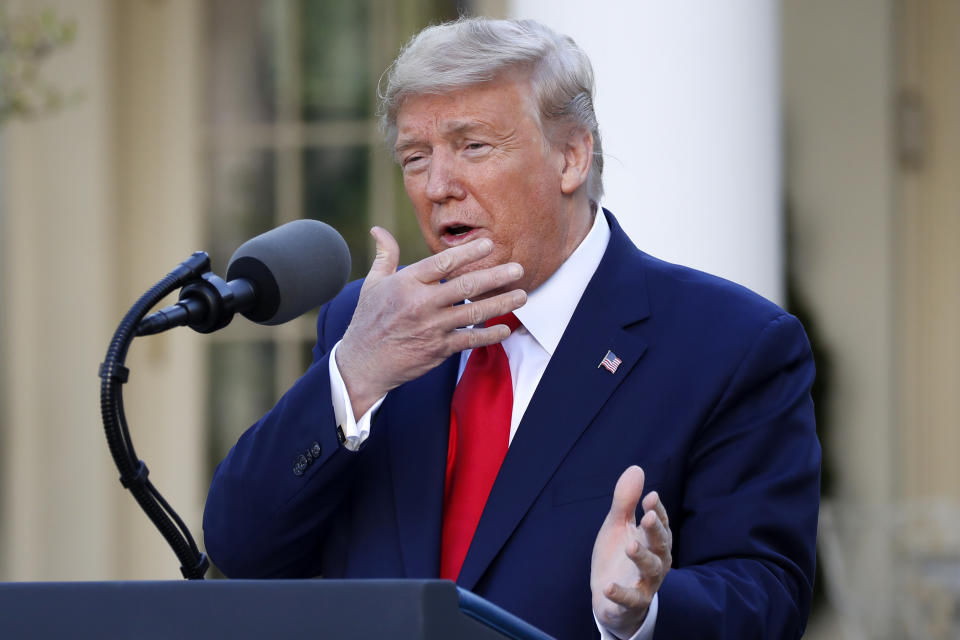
[465,142,487,151]
[402,154,426,169]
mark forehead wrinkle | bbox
[395,81,539,156]
[394,106,450,153]
[438,119,499,139]
[394,118,433,157]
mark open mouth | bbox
[441,223,480,244]
[446,225,474,236]
[440,221,484,246]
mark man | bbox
[204,17,820,640]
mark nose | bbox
[425,149,466,203]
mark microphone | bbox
[137,219,351,336]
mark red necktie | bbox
[440,313,520,581]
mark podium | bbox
[0,579,555,639]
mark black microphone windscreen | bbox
[225,219,351,325]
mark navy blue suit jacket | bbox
[204,211,820,639]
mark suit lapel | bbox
[457,212,651,590]
[387,354,458,578]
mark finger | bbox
[603,581,647,610]
[434,262,525,306]
[640,510,672,564]
[448,324,512,352]
[642,491,669,528]
[625,537,663,579]
[363,227,400,290]
[409,238,494,283]
[607,466,646,527]
[443,289,527,331]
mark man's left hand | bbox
[590,465,673,639]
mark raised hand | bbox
[591,466,673,639]
[336,226,527,417]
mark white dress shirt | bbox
[328,210,656,640]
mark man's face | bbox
[394,74,587,295]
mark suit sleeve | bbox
[202,298,359,578]
[655,314,821,640]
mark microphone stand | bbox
[98,251,213,580]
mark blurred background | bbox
[1,1,958,638]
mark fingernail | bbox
[513,291,526,306]
[479,238,494,252]
[509,263,523,278]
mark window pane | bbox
[206,150,276,272]
[206,342,278,472]
[206,0,280,124]
[302,146,370,278]
[300,0,372,121]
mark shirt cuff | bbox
[595,593,658,640]
[328,340,385,452]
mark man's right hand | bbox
[335,226,527,418]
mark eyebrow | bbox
[393,139,424,157]
[394,120,498,156]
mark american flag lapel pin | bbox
[598,350,622,374]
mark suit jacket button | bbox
[311,442,321,457]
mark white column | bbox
[507,0,783,303]
[0,0,121,579]
[0,130,8,579]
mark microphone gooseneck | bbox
[102,220,350,580]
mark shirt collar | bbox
[513,209,610,356]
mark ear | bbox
[560,128,594,195]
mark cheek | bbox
[404,173,426,208]
[492,178,558,240]
[404,177,435,233]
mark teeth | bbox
[449,226,471,235]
